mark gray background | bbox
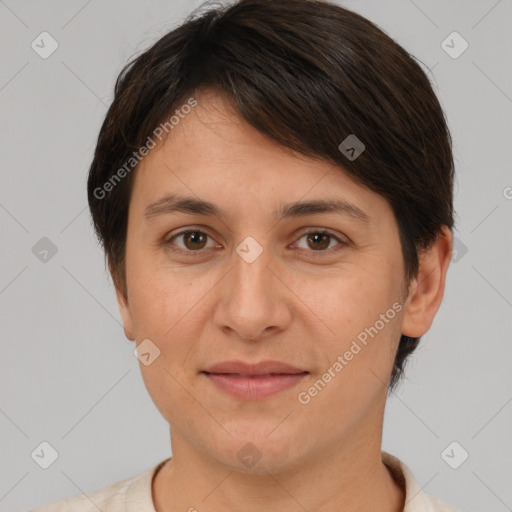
[0,0,511,511]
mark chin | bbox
[210,426,307,474]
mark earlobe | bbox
[400,226,453,338]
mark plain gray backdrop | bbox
[1,0,511,511]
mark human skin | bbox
[114,88,453,512]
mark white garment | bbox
[29,451,459,511]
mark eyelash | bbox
[164,228,347,257]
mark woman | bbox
[31,0,457,510]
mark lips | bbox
[201,360,309,400]
[203,360,307,377]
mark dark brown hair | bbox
[87,0,455,392]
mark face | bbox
[116,89,423,473]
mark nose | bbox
[212,237,292,342]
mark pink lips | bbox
[202,360,308,400]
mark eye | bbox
[293,230,346,253]
[165,229,219,256]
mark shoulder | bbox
[27,459,168,512]
[422,493,462,512]
[381,451,460,512]
[28,477,134,512]
[27,474,143,512]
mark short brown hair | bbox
[87,0,455,392]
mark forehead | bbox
[129,90,392,228]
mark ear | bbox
[115,286,135,341]
[400,226,453,338]
[109,259,135,342]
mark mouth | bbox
[201,360,309,400]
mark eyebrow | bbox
[143,194,371,224]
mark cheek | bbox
[128,271,207,422]
[127,259,206,338]
[292,264,391,338]
[294,268,401,393]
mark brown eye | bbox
[181,231,208,250]
[306,232,331,250]
[295,231,343,252]
[166,230,217,254]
